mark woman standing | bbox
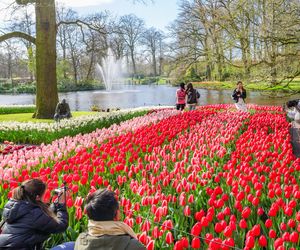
[176,82,186,111]
[232,81,247,111]
[0,179,69,250]
[186,82,200,111]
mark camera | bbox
[53,188,65,195]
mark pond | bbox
[0,84,298,111]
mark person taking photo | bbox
[0,179,69,250]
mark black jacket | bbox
[0,199,68,250]
[232,88,246,103]
[187,89,200,104]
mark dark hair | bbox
[180,82,185,89]
[186,82,193,91]
[286,100,299,108]
[13,179,57,220]
[85,189,119,221]
[236,81,245,92]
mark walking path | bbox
[290,122,300,157]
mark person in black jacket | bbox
[0,179,69,250]
[186,82,200,111]
[232,81,247,111]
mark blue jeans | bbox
[188,104,196,111]
[50,242,75,250]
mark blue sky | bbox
[0,0,180,32]
[70,0,180,31]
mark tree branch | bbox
[57,20,107,35]
[16,0,35,5]
[0,31,36,44]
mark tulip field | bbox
[0,104,299,249]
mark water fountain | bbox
[95,48,123,91]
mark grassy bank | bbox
[0,111,95,123]
[0,82,105,94]
[191,79,300,92]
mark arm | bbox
[241,89,247,99]
[232,89,238,99]
[32,204,68,234]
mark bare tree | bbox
[117,14,145,75]
[142,27,164,76]
[0,0,151,118]
[9,9,35,81]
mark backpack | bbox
[188,89,200,104]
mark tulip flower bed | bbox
[0,107,156,144]
[0,141,37,155]
[0,104,299,250]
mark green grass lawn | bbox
[0,111,96,123]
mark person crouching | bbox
[75,189,145,250]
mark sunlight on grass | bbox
[0,111,96,123]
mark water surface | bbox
[0,85,298,111]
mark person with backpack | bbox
[74,189,145,250]
[0,179,69,250]
[176,82,186,111]
[186,82,200,111]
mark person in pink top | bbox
[176,82,186,111]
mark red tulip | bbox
[174,241,183,250]
[191,222,202,236]
[183,205,191,216]
[265,219,273,228]
[181,237,189,248]
[139,232,147,245]
[245,236,255,248]
[241,207,251,219]
[146,240,154,250]
[288,219,296,228]
[274,238,284,249]
[290,232,299,243]
[252,224,261,237]
[191,237,201,249]
[269,229,276,238]
[239,219,247,229]
[258,235,267,247]
[165,231,174,245]
[280,222,287,231]
[223,226,232,238]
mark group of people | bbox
[176,82,201,111]
[176,81,247,111]
[176,80,300,124]
[0,179,145,250]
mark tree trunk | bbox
[204,36,212,81]
[152,52,157,76]
[240,38,250,80]
[86,50,95,81]
[34,0,58,118]
[130,47,136,75]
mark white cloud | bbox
[59,0,114,8]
